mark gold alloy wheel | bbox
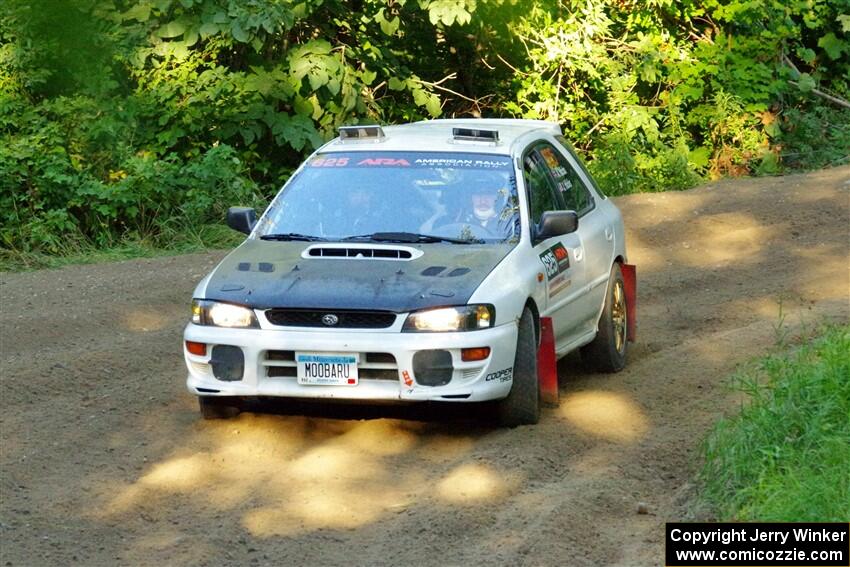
[612,280,627,354]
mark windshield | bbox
[255,151,520,244]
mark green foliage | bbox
[1,0,849,259]
[0,93,262,253]
[503,0,850,193]
[700,325,850,521]
[779,103,850,169]
[1,0,473,255]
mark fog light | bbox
[461,347,491,362]
[186,341,207,356]
[412,350,453,387]
[210,345,244,382]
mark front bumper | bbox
[183,322,518,402]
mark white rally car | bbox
[183,119,635,426]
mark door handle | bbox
[604,226,613,241]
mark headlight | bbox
[191,299,259,328]
[402,305,495,332]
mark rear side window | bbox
[537,143,594,216]
[523,151,561,226]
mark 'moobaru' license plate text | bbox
[296,353,359,385]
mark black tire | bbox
[198,396,241,419]
[495,307,540,427]
[581,263,628,373]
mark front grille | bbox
[265,309,396,329]
[263,351,399,381]
[266,350,295,361]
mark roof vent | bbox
[339,125,385,141]
[452,127,499,142]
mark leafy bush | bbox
[700,325,850,521]
[0,93,261,252]
[779,103,850,170]
[1,0,848,259]
[503,0,850,193]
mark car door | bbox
[522,145,588,349]
[536,140,616,336]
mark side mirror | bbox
[227,207,257,235]
[537,210,578,241]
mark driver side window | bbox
[523,150,561,227]
[537,143,594,216]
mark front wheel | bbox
[495,307,540,427]
[198,396,241,419]
[581,263,628,373]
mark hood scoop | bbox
[302,243,424,261]
[420,266,470,277]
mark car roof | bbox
[319,118,562,155]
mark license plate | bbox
[296,352,359,386]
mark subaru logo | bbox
[321,314,339,326]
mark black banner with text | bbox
[666,523,849,566]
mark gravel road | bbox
[1,166,848,566]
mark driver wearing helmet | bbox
[460,174,516,239]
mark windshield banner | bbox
[309,152,513,170]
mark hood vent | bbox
[302,243,424,261]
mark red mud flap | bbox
[621,263,637,342]
[537,317,559,406]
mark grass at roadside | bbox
[1,241,199,272]
[0,223,243,272]
[699,324,850,521]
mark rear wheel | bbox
[198,396,241,419]
[495,307,540,427]
[581,263,627,372]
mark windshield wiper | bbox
[259,233,326,242]
[343,232,482,244]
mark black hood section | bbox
[204,240,513,312]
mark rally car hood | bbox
[202,239,514,312]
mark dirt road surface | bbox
[2,166,848,566]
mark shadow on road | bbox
[1,166,847,566]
